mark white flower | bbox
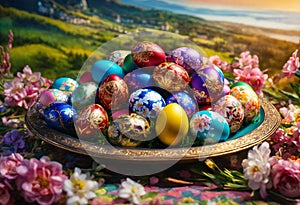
[242,141,272,198]
[63,167,99,205]
[119,178,146,205]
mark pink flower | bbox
[271,158,300,198]
[0,181,11,205]
[281,49,299,78]
[149,176,159,185]
[0,153,24,180]
[209,55,231,71]
[15,156,67,205]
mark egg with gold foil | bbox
[107,113,151,147]
[230,86,260,123]
[98,74,129,111]
[74,104,108,138]
[156,103,189,146]
[190,65,224,105]
[131,41,166,67]
[153,62,190,92]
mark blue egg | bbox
[166,91,198,118]
[52,77,78,92]
[91,60,125,84]
[43,102,77,133]
[190,110,230,145]
[129,88,166,121]
[124,68,155,93]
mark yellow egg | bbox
[156,103,189,146]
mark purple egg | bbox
[190,66,224,105]
[124,68,155,93]
[168,47,203,72]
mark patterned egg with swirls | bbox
[107,113,151,147]
[106,50,131,67]
[190,110,230,145]
[153,62,190,92]
[43,102,77,134]
[190,65,224,105]
[166,91,198,118]
[131,41,166,67]
[129,88,166,121]
[98,74,129,111]
[213,95,244,133]
[230,86,260,123]
[74,104,108,138]
[168,47,203,72]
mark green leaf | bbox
[290,83,300,97]
[141,191,158,200]
[279,89,299,100]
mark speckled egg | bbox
[156,103,189,146]
[190,66,224,105]
[166,91,198,118]
[71,82,98,111]
[129,88,166,121]
[107,113,151,147]
[107,50,131,67]
[153,62,190,92]
[122,54,139,73]
[230,86,260,122]
[98,74,129,111]
[43,102,77,133]
[213,95,244,133]
[168,47,202,72]
[91,60,125,84]
[190,110,230,145]
[131,41,166,67]
[38,89,70,106]
[124,68,155,93]
[74,104,108,138]
[52,77,78,92]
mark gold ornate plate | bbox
[25,98,280,162]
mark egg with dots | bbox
[131,41,166,67]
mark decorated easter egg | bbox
[153,62,190,92]
[98,74,129,111]
[131,41,166,67]
[74,104,108,138]
[230,86,260,122]
[213,95,244,133]
[190,66,224,105]
[124,68,155,93]
[38,89,70,106]
[168,47,202,72]
[79,71,94,84]
[230,81,253,90]
[71,82,98,111]
[122,54,139,73]
[129,88,166,121]
[156,103,189,146]
[190,110,230,145]
[43,102,77,133]
[107,113,151,147]
[166,91,198,118]
[52,77,78,92]
[107,50,131,67]
[91,60,125,84]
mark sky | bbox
[183,0,300,12]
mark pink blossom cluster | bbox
[0,153,67,205]
[281,49,299,78]
[3,66,52,109]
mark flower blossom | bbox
[1,130,25,154]
[63,167,99,205]
[270,157,300,198]
[119,178,146,205]
[209,55,231,71]
[279,103,300,125]
[15,156,67,205]
[242,141,272,198]
[0,153,24,180]
[281,49,299,78]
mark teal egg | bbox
[52,77,78,92]
[71,82,98,111]
[91,60,125,84]
[122,54,138,73]
[230,81,253,90]
[190,110,230,145]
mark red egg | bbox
[75,104,108,138]
[98,74,129,111]
[131,41,166,67]
[153,62,190,92]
